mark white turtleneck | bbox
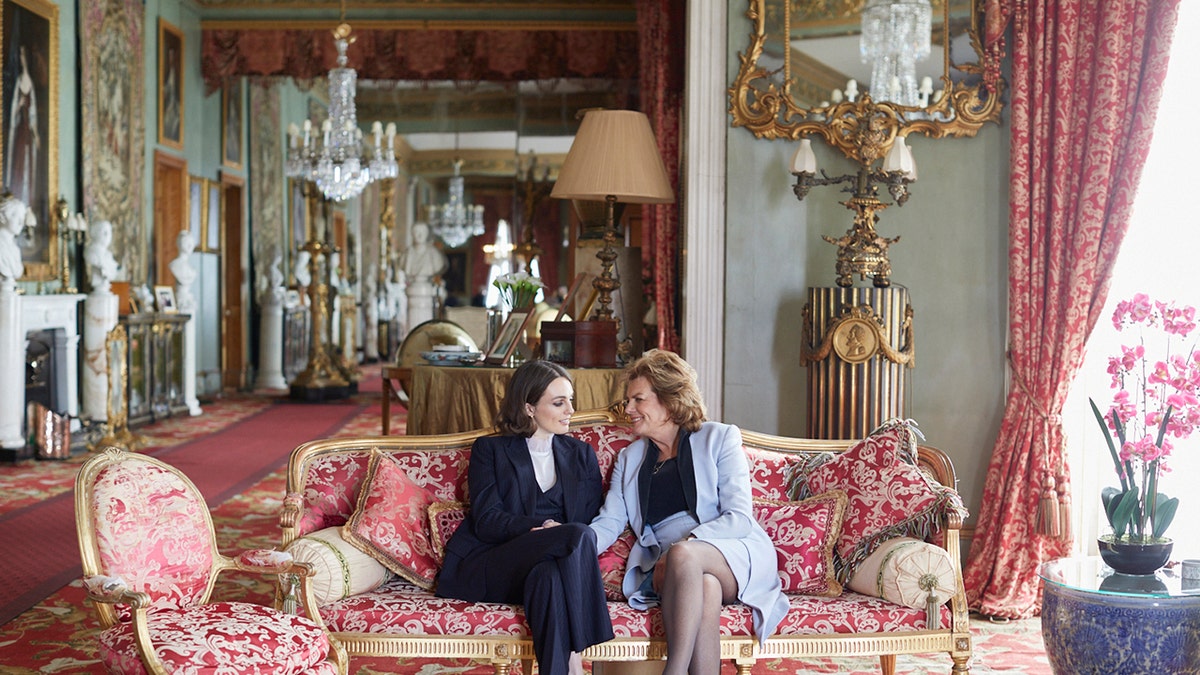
[527,435,557,492]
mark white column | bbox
[683,0,727,418]
[82,291,119,422]
[255,286,287,390]
[172,234,203,416]
[0,282,24,448]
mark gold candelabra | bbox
[514,152,552,274]
[290,182,350,400]
[53,196,86,294]
[790,107,916,288]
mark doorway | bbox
[219,172,247,390]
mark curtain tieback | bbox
[1008,352,1071,540]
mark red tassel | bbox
[1036,474,1061,538]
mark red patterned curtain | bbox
[637,0,685,353]
[964,0,1180,619]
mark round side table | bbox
[1039,556,1200,674]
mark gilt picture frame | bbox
[157,19,183,150]
[484,309,533,366]
[2,0,58,281]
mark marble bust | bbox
[84,219,119,293]
[0,195,29,283]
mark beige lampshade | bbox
[550,109,675,204]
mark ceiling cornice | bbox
[200,18,635,30]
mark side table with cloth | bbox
[1039,556,1200,674]
[406,364,625,435]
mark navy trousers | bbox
[437,523,614,675]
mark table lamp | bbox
[550,109,674,365]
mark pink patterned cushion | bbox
[316,579,947,638]
[295,447,471,537]
[598,528,637,601]
[754,491,847,597]
[569,424,638,489]
[427,500,468,564]
[343,450,441,589]
[803,419,964,582]
[89,459,216,619]
[98,601,332,675]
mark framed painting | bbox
[221,80,242,169]
[1,0,58,281]
[484,309,533,366]
[157,18,183,149]
[204,179,221,252]
[187,175,205,245]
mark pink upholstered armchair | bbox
[74,446,347,675]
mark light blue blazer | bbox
[590,421,789,642]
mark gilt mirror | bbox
[729,0,1004,162]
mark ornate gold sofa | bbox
[278,411,971,675]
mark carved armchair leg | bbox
[878,654,896,675]
[952,653,971,673]
[734,661,755,675]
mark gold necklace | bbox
[652,456,673,474]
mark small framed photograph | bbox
[154,285,178,313]
[205,180,222,252]
[484,310,534,365]
[157,18,184,149]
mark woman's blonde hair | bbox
[624,349,707,432]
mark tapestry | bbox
[248,79,283,292]
[80,0,145,286]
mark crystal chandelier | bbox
[427,158,484,248]
[860,0,932,107]
[285,22,398,202]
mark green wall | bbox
[723,0,1011,525]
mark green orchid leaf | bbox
[1101,487,1124,528]
[1112,490,1140,538]
[1155,406,1173,447]
[1152,495,1178,538]
[1091,399,1130,493]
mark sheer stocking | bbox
[656,541,738,675]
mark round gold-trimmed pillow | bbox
[285,526,393,606]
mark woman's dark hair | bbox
[496,359,573,437]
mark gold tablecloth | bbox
[406,364,625,435]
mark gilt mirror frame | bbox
[729,0,1005,164]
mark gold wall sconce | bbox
[790,120,916,288]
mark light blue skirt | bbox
[628,510,700,610]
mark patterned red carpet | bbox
[0,363,1050,673]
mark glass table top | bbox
[1040,556,1199,599]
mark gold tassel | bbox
[1036,472,1061,538]
[1056,470,1072,541]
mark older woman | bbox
[590,350,788,675]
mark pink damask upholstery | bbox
[754,492,847,597]
[342,451,441,589]
[313,578,947,639]
[76,448,344,675]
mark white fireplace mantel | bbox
[1,294,86,448]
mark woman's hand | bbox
[532,519,561,531]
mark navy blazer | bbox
[443,434,604,562]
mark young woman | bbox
[436,359,612,675]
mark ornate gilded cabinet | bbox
[120,313,190,427]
